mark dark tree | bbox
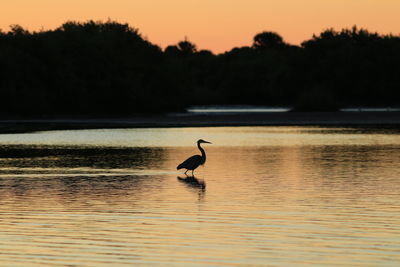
[1,22,400,116]
[177,40,197,54]
[165,39,197,57]
[252,31,287,49]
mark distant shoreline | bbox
[1,112,400,133]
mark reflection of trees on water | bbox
[243,145,400,201]
[0,145,170,204]
[198,145,400,204]
[0,145,167,169]
[306,145,399,183]
[0,174,158,205]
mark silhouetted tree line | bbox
[1,21,400,116]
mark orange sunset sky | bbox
[1,0,400,53]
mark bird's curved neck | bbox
[198,142,206,162]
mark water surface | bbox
[0,127,399,266]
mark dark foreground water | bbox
[0,127,399,266]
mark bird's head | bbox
[197,139,212,144]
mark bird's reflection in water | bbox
[177,176,206,192]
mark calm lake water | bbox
[0,126,399,266]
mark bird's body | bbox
[177,139,211,175]
[177,155,204,170]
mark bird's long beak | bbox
[204,141,212,144]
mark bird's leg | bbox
[184,170,188,175]
[191,170,194,176]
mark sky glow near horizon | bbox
[1,0,400,53]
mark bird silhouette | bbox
[177,139,211,176]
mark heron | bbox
[177,139,212,176]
